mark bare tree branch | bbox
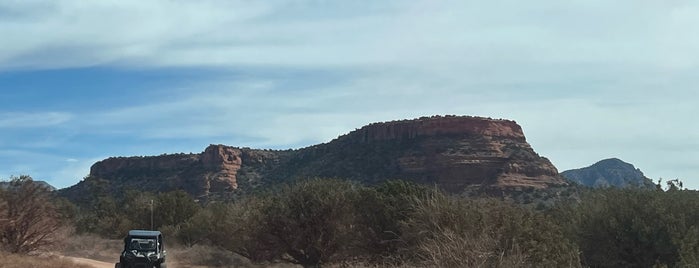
[0,175,64,253]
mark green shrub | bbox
[256,178,363,266]
[354,180,434,262]
[552,188,699,267]
[402,193,580,267]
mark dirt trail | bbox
[65,256,203,268]
[64,256,114,268]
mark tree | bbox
[154,190,199,228]
[0,175,64,253]
[552,188,699,267]
[354,180,434,261]
[244,179,363,267]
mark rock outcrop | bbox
[293,116,565,191]
[60,115,567,200]
[350,116,525,142]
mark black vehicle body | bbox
[116,230,167,268]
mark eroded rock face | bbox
[200,145,242,192]
[62,115,567,200]
[305,116,565,191]
[350,116,525,142]
[87,145,245,197]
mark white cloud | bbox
[1,1,696,71]
[1,0,698,188]
[0,112,72,128]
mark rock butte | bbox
[63,116,567,199]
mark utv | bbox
[116,230,167,268]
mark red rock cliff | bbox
[89,145,247,196]
[346,116,525,142]
[305,115,566,190]
[67,115,566,199]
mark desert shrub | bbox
[553,188,699,267]
[353,180,434,262]
[168,244,254,267]
[189,198,283,262]
[202,178,366,267]
[172,208,213,247]
[402,193,580,267]
[0,176,66,253]
[73,188,199,238]
[154,190,199,228]
[74,194,133,238]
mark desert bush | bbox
[168,244,255,267]
[353,180,434,262]
[176,198,282,261]
[402,193,580,267]
[0,176,66,253]
[255,178,364,266]
[74,188,200,238]
[173,208,214,246]
[154,190,199,228]
[553,188,699,267]
[74,194,132,238]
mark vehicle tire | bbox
[157,263,167,268]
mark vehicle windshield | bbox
[128,238,157,250]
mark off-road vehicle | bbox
[115,230,167,268]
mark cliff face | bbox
[348,116,525,142]
[85,145,286,197]
[291,116,565,191]
[61,115,567,200]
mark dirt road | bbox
[65,257,203,268]
[64,256,114,268]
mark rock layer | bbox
[61,115,567,199]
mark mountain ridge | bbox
[60,115,568,200]
[561,158,655,188]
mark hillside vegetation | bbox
[3,176,699,267]
[0,252,92,268]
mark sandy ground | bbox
[65,256,206,268]
[63,256,114,268]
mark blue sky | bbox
[1,0,698,189]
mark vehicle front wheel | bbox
[157,262,167,268]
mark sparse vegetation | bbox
[0,251,92,268]
[0,176,66,253]
[5,173,699,267]
[552,187,699,267]
[401,194,580,267]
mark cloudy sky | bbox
[1,0,697,189]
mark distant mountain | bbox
[0,180,56,191]
[34,180,57,191]
[561,158,655,188]
[60,115,569,201]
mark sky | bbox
[1,0,698,189]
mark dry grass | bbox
[167,244,253,267]
[61,234,297,268]
[61,234,122,263]
[0,252,92,268]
